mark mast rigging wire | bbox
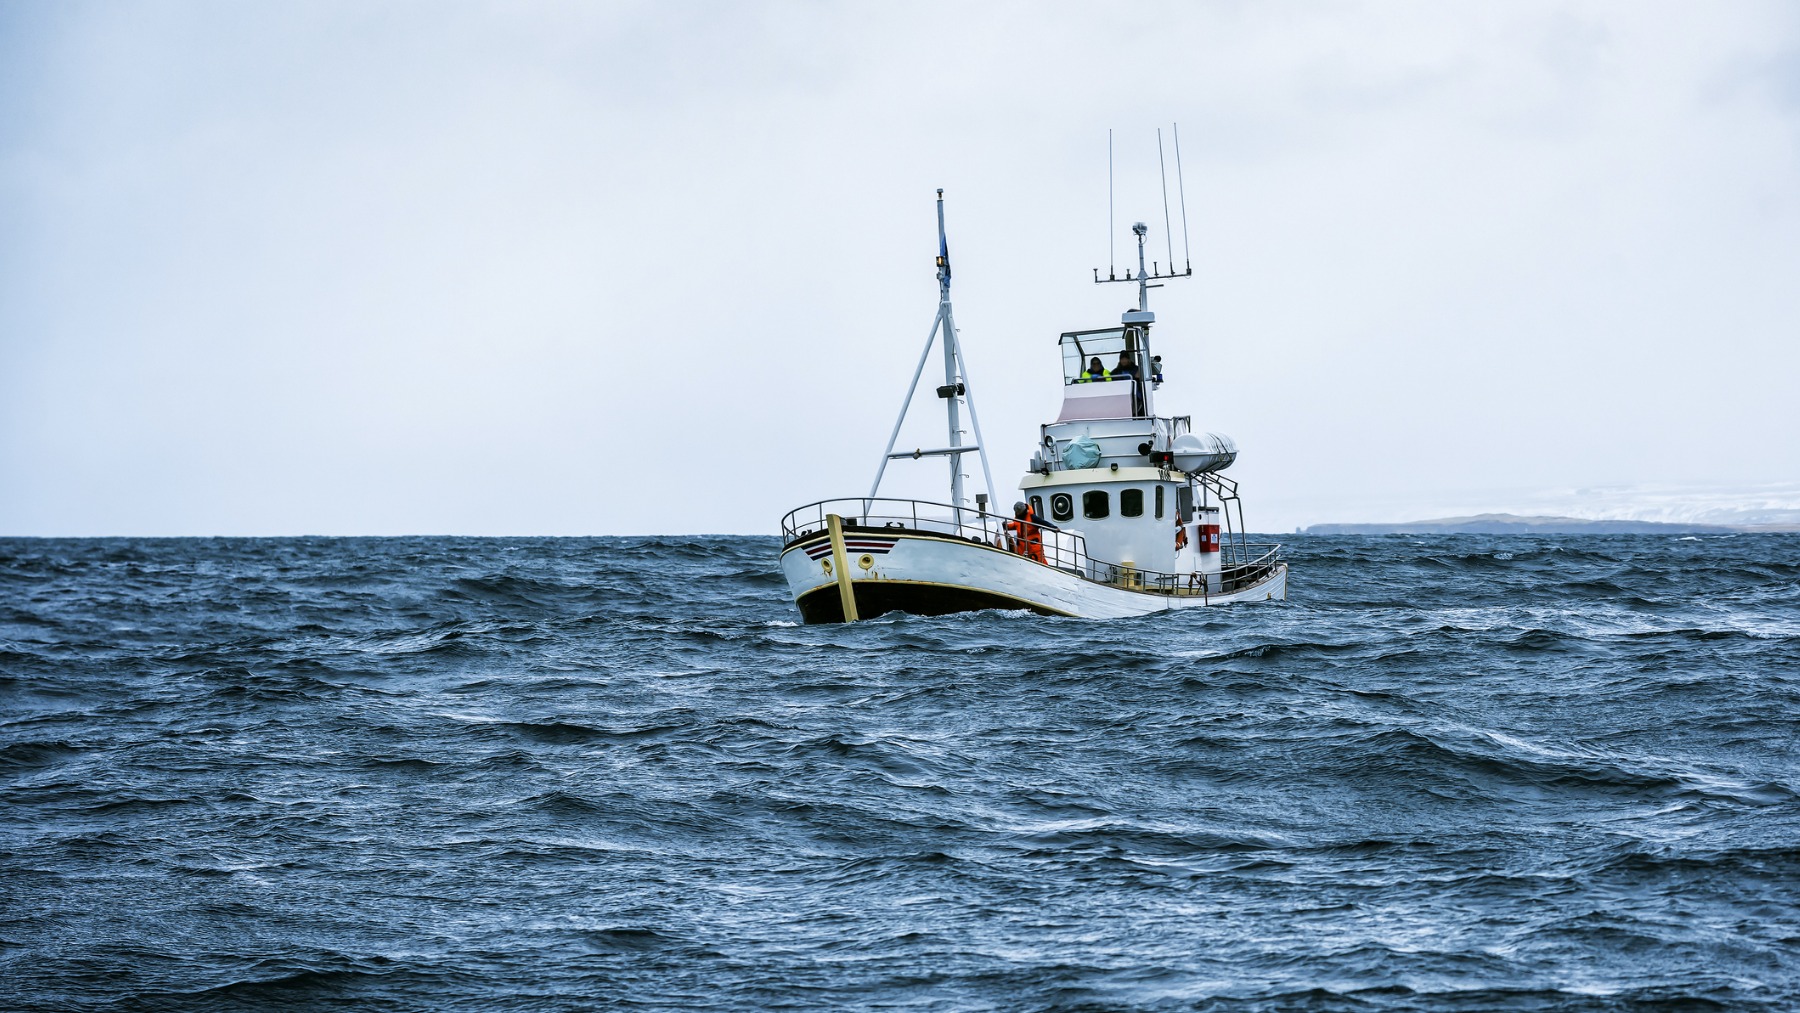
[1173,122,1191,270]
[1157,128,1174,271]
[1108,129,1115,278]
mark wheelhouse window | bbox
[1083,490,1109,519]
[1155,486,1165,519]
[1029,495,1045,520]
[1120,489,1144,517]
[1051,493,1074,521]
[1058,327,1153,385]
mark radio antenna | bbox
[1094,129,1192,291]
[1173,122,1191,271]
[1157,128,1174,271]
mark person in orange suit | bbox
[1005,500,1056,564]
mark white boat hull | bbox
[780,528,1286,623]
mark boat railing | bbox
[1127,543,1285,598]
[782,498,1282,597]
[780,497,1094,574]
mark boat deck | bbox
[782,497,1281,599]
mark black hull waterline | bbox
[795,581,1065,624]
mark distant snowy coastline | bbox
[1304,512,1800,535]
[1293,483,1800,534]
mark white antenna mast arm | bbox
[950,335,999,513]
[868,314,941,498]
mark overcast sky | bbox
[3,1,1797,535]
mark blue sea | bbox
[3,534,1798,1011]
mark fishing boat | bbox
[777,188,1286,623]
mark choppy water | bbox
[3,534,1798,1011]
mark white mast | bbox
[937,195,966,516]
[869,190,998,521]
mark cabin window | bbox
[1083,490,1109,519]
[1029,495,1045,520]
[1051,493,1074,521]
[1155,485,1165,519]
[1120,489,1144,517]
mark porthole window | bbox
[1050,493,1074,521]
[1029,495,1045,520]
[1155,485,1165,519]
[1121,489,1144,517]
[1083,490,1110,519]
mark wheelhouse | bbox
[1055,324,1162,422]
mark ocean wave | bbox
[2,533,1798,1010]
